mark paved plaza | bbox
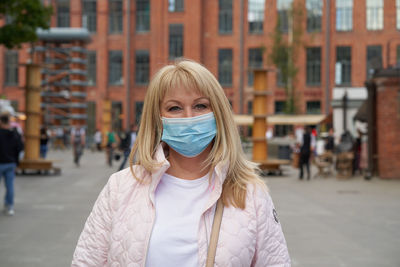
[0,149,399,267]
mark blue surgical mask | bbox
[161,112,217,158]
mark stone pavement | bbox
[0,149,399,267]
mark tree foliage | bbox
[268,2,303,114]
[0,0,53,49]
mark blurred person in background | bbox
[40,126,49,159]
[71,126,85,167]
[118,124,137,171]
[0,112,23,216]
[299,126,312,180]
[325,128,335,152]
[94,129,102,151]
[72,60,290,266]
[105,129,119,167]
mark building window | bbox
[108,51,123,85]
[87,51,96,86]
[306,47,321,86]
[168,0,184,12]
[135,101,144,124]
[136,0,150,32]
[366,45,382,79]
[218,49,233,86]
[306,0,322,33]
[336,0,352,31]
[277,68,286,87]
[169,24,183,59]
[109,0,123,34]
[4,51,18,86]
[247,101,253,114]
[397,45,400,67]
[275,125,293,137]
[135,50,150,85]
[335,46,351,85]
[219,0,233,34]
[366,0,383,30]
[82,0,97,33]
[397,0,400,30]
[275,101,285,114]
[248,0,265,34]
[277,0,293,33]
[306,101,321,114]
[248,48,263,86]
[57,0,70,27]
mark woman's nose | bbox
[183,107,193,118]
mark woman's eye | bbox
[168,106,181,112]
[194,104,208,110]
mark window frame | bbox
[306,101,321,114]
[277,0,293,34]
[336,0,353,31]
[306,47,321,86]
[136,0,150,32]
[248,0,265,34]
[168,0,184,12]
[169,24,184,60]
[87,51,96,86]
[4,51,19,86]
[218,49,233,86]
[109,0,123,34]
[82,0,97,33]
[366,0,384,31]
[219,0,233,34]
[335,46,352,86]
[135,50,150,85]
[57,0,70,27]
[248,48,263,86]
[306,0,323,33]
[366,45,382,79]
[108,50,123,86]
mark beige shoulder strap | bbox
[206,198,224,267]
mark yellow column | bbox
[24,64,42,160]
[252,70,269,162]
[102,99,111,147]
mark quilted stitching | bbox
[72,145,291,267]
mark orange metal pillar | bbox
[252,69,269,162]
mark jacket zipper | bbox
[142,202,156,267]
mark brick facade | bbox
[374,70,400,179]
[0,0,400,130]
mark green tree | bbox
[269,2,303,114]
[0,0,53,49]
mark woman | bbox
[72,60,290,266]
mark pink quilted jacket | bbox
[72,145,291,266]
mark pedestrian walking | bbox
[94,129,102,151]
[118,124,137,171]
[72,60,290,266]
[0,112,23,216]
[299,126,312,180]
[40,126,49,159]
[105,130,118,167]
[71,126,85,167]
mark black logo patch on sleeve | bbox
[273,209,279,223]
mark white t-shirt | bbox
[145,173,212,267]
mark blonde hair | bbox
[130,59,266,209]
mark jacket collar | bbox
[148,144,229,209]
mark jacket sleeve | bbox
[251,187,291,267]
[71,174,118,266]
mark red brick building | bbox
[1,0,400,133]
